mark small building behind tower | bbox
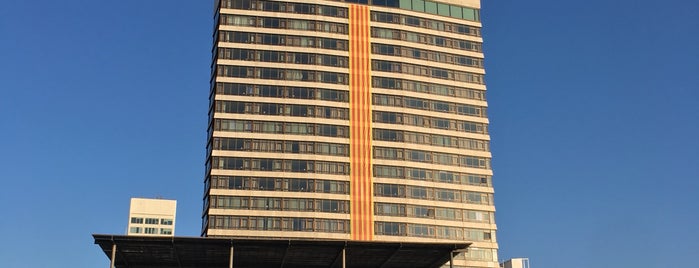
[501,258,531,268]
[126,197,176,236]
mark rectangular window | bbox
[409,224,433,237]
[145,218,159,225]
[437,3,450,16]
[289,178,311,192]
[450,6,462,19]
[411,0,425,12]
[377,222,404,236]
[463,8,476,21]
[129,227,141,234]
[411,187,428,199]
[130,217,143,224]
[160,228,173,235]
[161,219,173,225]
[376,203,405,216]
[424,1,437,14]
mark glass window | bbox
[437,3,450,16]
[386,0,402,7]
[440,171,458,182]
[410,187,428,199]
[411,206,433,218]
[408,224,433,237]
[378,222,404,235]
[257,177,276,190]
[229,176,246,189]
[425,1,437,14]
[291,160,309,172]
[160,219,173,225]
[463,8,476,21]
[160,228,173,235]
[318,200,340,212]
[450,6,462,19]
[436,189,456,201]
[145,218,159,225]
[411,0,425,12]
[130,217,143,224]
[289,178,311,192]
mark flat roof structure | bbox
[93,234,469,268]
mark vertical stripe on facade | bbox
[349,4,373,241]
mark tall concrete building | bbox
[203,0,497,267]
[127,197,177,236]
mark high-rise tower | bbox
[204,1,497,267]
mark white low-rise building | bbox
[127,197,176,236]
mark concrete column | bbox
[110,244,117,268]
[229,246,234,268]
[342,248,346,268]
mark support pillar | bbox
[229,245,234,268]
[341,248,346,268]
[110,244,117,268]
[449,251,454,268]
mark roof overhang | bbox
[93,234,470,268]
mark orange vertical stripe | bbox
[349,4,373,241]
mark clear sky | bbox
[0,0,697,267]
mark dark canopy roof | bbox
[93,234,469,268]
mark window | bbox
[373,165,493,190]
[316,180,347,194]
[409,224,433,237]
[464,192,491,205]
[372,77,486,101]
[318,200,340,212]
[411,206,433,218]
[376,184,405,197]
[463,248,497,262]
[376,203,405,216]
[436,189,457,201]
[424,1,437,14]
[161,219,173,225]
[435,208,460,221]
[409,187,428,199]
[129,227,141,234]
[289,179,311,192]
[407,168,427,180]
[437,3,450,16]
[465,211,490,223]
[411,0,425,12]
[372,60,483,83]
[372,27,482,52]
[376,222,405,236]
[144,227,157,234]
[160,228,173,235]
[130,217,143,224]
[145,218,159,225]
[261,177,279,189]
[436,226,462,239]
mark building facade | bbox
[127,197,177,236]
[203,0,497,267]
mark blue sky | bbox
[0,0,697,267]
